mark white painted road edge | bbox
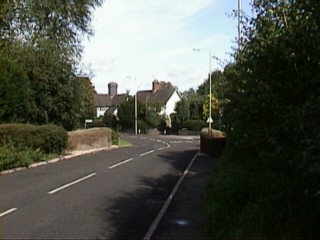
[143,150,200,240]
[48,173,97,195]
[0,208,18,218]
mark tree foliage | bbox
[0,0,101,130]
[206,0,320,238]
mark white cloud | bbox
[81,0,250,94]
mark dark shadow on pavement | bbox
[96,148,218,239]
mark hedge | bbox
[182,120,207,131]
[0,124,68,154]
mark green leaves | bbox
[0,0,101,130]
[206,0,320,238]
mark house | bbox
[137,80,182,127]
[94,82,127,117]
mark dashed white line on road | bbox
[0,208,17,218]
[109,158,134,169]
[158,147,165,150]
[48,173,97,195]
[140,150,154,157]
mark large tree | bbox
[206,0,320,238]
[0,0,102,129]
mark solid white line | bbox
[48,173,97,195]
[0,208,17,217]
[140,150,154,157]
[143,151,199,240]
[109,158,133,169]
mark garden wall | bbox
[67,128,112,152]
[200,128,226,158]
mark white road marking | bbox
[48,173,97,195]
[158,147,165,151]
[144,151,199,240]
[140,150,154,157]
[109,158,134,169]
[0,208,17,217]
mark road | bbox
[1,135,200,239]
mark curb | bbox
[1,146,119,175]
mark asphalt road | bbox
[1,135,200,239]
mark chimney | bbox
[108,82,118,96]
[152,80,160,93]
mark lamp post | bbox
[193,48,212,134]
[127,76,137,135]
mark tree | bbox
[0,54,31,123]
[0,0,103,130]
[117,97,134,130]
[174,98,190,127]
[202,94,219,127]
[206,0,320,238]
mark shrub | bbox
[86,121,106,129]
[112,130,119,145]
[182,119,206,131]
[0,124,68,154]
[0,139,45,171]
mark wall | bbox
[200,128,226,158]
[67,128,112,152]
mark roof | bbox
[112,94,127,106]
[137,88,176,104]
[94,93,128,107]
[94,94,112,107]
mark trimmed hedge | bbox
[1,124,68,154]
[182,120,207,131]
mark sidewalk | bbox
[151,152,218,239]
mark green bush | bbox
[86,121,106,129]
[0,124,67,154]
[0,139,45,171]
[138,120,151,134]
[111,130,119,145]
[182,119,206,131]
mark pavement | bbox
[151,152,218,239]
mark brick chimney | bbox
[152,80,160,93]
[108,82,118,96]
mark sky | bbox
[81,0,253,95]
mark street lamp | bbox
[127,76,137,135]
[193,48,212,134]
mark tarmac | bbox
[150,152,218,239]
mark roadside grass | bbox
[119,139,131,147]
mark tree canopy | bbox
[206,0,320,238]
[0,0,102,130]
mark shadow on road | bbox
[97,148,203,239]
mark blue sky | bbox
[81,0,253,94]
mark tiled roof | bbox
[94,94,112,107]
[137,89,176,104]
[112,94,127,106]
[94,93,128,107]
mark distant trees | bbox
[0,0,102,130]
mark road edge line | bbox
[143,150,199,240]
